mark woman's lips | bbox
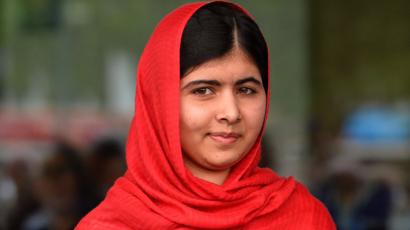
[209,132,240,144]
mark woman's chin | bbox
[204,157,242,172]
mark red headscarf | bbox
[76,1,335,229]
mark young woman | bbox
[76,1,335,229]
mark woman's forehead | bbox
[181,49,261,82]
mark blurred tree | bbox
[310,0,410,138]
[0,0,3,100]
[19,0,62,32]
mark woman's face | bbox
[180,48,266,183]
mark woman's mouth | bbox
[208,132,240,144]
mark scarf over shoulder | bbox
[76,1,335,229]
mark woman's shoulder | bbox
[291,181,328,209]
[75,184,176,230]
[76,198,177,230]
[277,180,336,229]
[75,199,131,230]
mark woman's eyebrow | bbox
[182,79,221,90]
[235,77,262,86]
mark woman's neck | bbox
[183,157,230,185]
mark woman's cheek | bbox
[181,103,211,131]
[243,99,266,127]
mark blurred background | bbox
[0,0,409,229]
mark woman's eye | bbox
[192,87,213,95]
[238,87,256,95]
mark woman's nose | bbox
[215,93,241,124]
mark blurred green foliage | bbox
[311,0,410,134]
